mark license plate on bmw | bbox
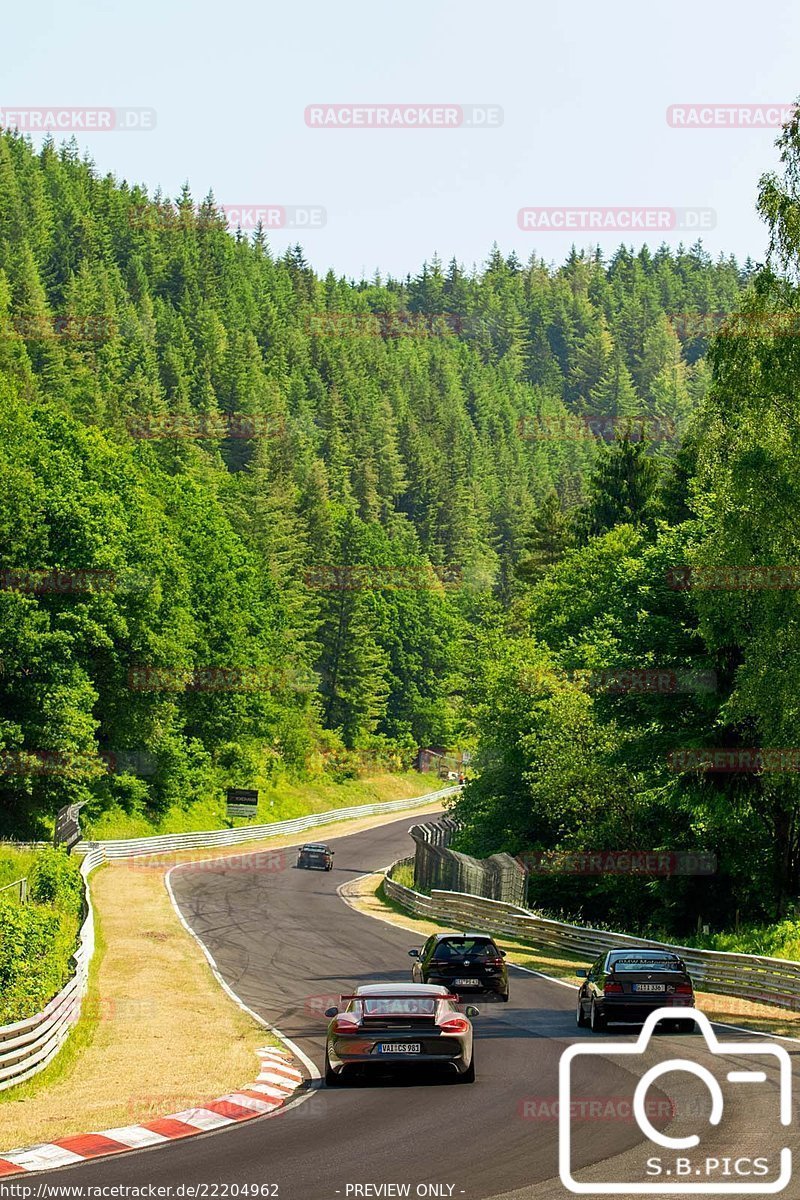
[634,983,665,992]
[378,1043,421,1054]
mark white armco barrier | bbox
[384,861,800,1012]
[0,787,456,1092]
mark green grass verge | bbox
[85,770,438,840]
[388,861,416,889]
[0,849,85,1025]
[0,864,108,1106]
[0,847,38,896]
[671,919,800,962]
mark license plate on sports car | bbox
[634,983,665,993]
[454,978,476,986]
[378,1043,421,1054]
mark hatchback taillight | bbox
[438,1016,470,1035]
[486,957,504,967]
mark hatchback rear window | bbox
[433,939,498,960]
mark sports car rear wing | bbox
[338,993,461,1003]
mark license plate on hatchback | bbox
[634,983,666,993]
[378,1043,421,1054]
[454,978,476,986]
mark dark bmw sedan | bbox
[324,983,478,1084]
[576,948,695,1032]
[295,842,334,870]
[409,932,509,1001]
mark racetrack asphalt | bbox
[25,813,800,1199]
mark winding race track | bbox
[29,814,800,1199]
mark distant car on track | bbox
[295,842,335,871]
[324,983,478,1085]
[409,931,509,1001]
[576,948,695,1032]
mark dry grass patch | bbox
[0,796,446,1150]
[0,864,266,1149]
[344,874,800,1041]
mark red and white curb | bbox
[0,1046,303,1176]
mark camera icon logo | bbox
[558,1007,792,1194]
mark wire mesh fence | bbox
[409,818,527,906]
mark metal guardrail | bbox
[0,847,102,1091]
[383,866,800,1012]
[74,787,458,859]
[0,877,28,903]
[0,787,456,1092]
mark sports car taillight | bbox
[332,1015,361,1034]
[438,1016,470,1034]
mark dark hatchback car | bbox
[409,932,509,1001]
[296,842,334,870]
[324,983,478,1085]
[576,948,695,1032]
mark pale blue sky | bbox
[5,0,800,277]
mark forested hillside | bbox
[0,130,745,838]
[454,114,800,940]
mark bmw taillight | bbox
[438,1016,470,1034]
[675,982,693,995]
[604,982,623,994]
[332,1015,361,1034]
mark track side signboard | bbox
[54,802,82,851]
[226,787,259,819]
